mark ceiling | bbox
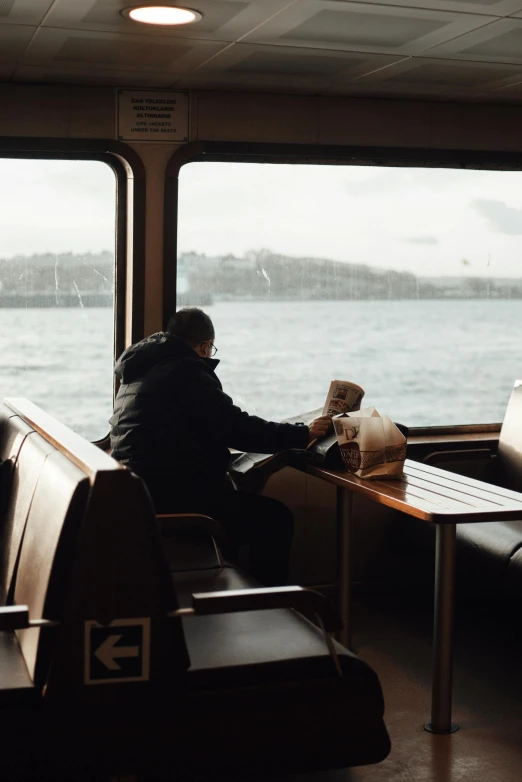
[3,0,522,102]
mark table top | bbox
[307,459,522,524]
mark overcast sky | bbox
[2,158,522,278]
[0,159,116,258]
[179,162,522,279]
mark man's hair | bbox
[166,308,215,346]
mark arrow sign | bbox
[84,618,150,684]
[94,634,140,671]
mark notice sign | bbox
[84,617,151,685]
[118,90,189,142]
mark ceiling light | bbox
[123,6,202,25]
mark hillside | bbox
[180,250,522,301]
[1,250,521,305]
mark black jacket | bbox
[110,333,309,498]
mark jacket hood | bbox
[114,332,219,383]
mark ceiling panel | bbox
[367,55,522,86]
[342,0,522,17]
[186,41,407,93]
[341,55,522,101]
[0,0,16,18]
[12,63,179,87]
[179,73,324,94]
[242,0,498,55]
[425,18,522,63]
[485,79,522,98]
[0,0,52,26]
[0,23,34,60]
[0,64,15,79]
[322,82,483,101]
[21,27,230,72]
[43,0,294,40]
[1,0,522,102]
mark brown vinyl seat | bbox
[454,381,522,593]
[398,381,522,596]
[0,399,390,780]
[13,451,90,686]
[496,379,522,492]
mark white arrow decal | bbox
[94,634,139,671]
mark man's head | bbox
[166,308,216,358]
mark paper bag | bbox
[333,407,407,479]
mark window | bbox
[0,157,116,441]
[177,161,522,427]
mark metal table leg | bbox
[336,487,353,649]
[425,523,459,734]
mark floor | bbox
[262,590,522,782]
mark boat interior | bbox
[2,0,522,780]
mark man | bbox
[110,308,331,585]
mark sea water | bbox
[1,299,521,441]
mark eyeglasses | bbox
[202,341,218,357]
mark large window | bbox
[0,157,116,441]
[177,161,522,427]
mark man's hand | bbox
[308,416,333,443]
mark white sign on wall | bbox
[118,90,189,142]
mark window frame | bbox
[165,141,522,436]
[0,137,146,444]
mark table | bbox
[305,459,522,734]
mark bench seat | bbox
[176,566,381,691]
[0,399,391,779]
[393,382,522,598]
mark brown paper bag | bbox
[333,407,407,479]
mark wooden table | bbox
[306,459,522,734]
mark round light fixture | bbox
[122,6,202,25]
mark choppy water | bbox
[1,300,521,441]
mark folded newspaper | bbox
[229,380,364,490]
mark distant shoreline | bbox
[0,293,113,307]
[0,296,521,309]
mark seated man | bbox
[110,307,330,586]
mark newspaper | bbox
[229,380,365,488]
[322,379,365,417]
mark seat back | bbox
[0,422,54,604]
[2,398,190,698]
[14,451,90,684]
[44,469,190,700]
[497,380,522,492]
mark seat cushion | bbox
[174,567,383,715]
[163,529,222,573]
[0,632,38,706]
[394,513,522,594]
[456,520,522,591]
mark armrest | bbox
[0,606,57,631]
[191,586,338,633]
[187,586,343,676]
[0,606,29,631]
[423,448,494,465]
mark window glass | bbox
[0,158,116,440]
[177,162,522,427]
